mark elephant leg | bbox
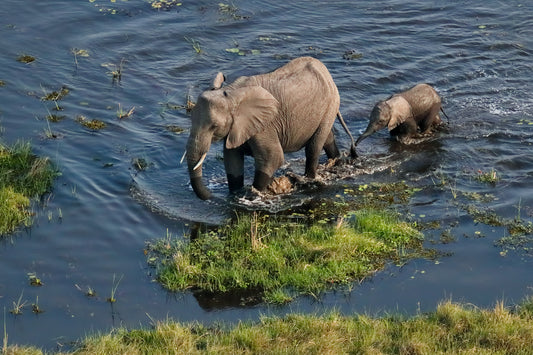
[250,138,284,191]
[224,147,245,193]
[305,128,331,178]
[323,130,340,159]
[419,104,441,134]
[391,119,417,140]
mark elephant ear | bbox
[211,72,225,90]
[226,86,279,149]
[387,96,413,131]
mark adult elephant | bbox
[184,56,356,200]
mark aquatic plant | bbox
[148,0,182,10]
[146,210,426,304]
[16,55,35,64]
[107,274,123,303]
[184,37,202,54]
[76,115,107,130]
[116,104,135,120]
[476,168,499,184]
[9,292,27,316]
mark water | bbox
[1,0,532,350]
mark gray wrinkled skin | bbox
[356,83,445,146]
[186,56,356,200]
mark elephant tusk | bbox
[180,150,187,164]
[193,153,207,171]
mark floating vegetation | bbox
[101,59,125,82]
[146,210,427,304]
[71,48,89,68]
[462,204,533,237]
[475,168,499,184]
[41,87,69,102]
[17,54,35,63]
[0,80,5,87]
[225,47,261,56]
[148,0,182,10]
[28,272,43,286]
[46,114,66,123]
[132,158,150,171]
[165,125,185,134]
[31,296,44,314]
[343,49,363,60]
[184,37,202,54]
[117,104,135,119]
[76,115,106,130]
[218,2,250,21]
[9,292,27,315]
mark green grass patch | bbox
[0,141,58,235]
[9,297,533,354]
[146,210,426,304]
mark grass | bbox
[0,141,58,235]
[6,296,533,354]
[146,209,427,304]
[107,274,123,303]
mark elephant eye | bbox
[223,91,228,97]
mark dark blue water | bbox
[1,0,532,350]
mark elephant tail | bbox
[336,112,357,158]
[440,107,450,122]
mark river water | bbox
[0,0,532,350]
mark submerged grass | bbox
[146,209,426,303]
[0,141,57,235]
[8,297,533,354]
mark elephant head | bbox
[355,96,412,145]
[185,73,279,200]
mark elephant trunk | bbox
[186,135,212,200]
[355,128,374,146]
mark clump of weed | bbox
[102,59,125,82]
[0,80,5,87]
[27,272,43,286]
[132,158,150,171]
[475,168,499,184]
[17,55,35,63]
[117,104,135,120]
[146,210,426,303]
[76,115,106,130]
[343,49,363,60]
[9,292,27,315]
[165,125,185,134]
[218,2,250,21]
[41,87,69,102]
[184,37,202,54]
[149,0,182,10]
[0,141,58,235]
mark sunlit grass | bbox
[0,141,58,235]
[146,210,426,303]
[8,297,533,354]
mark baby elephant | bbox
[356,83,448,145]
